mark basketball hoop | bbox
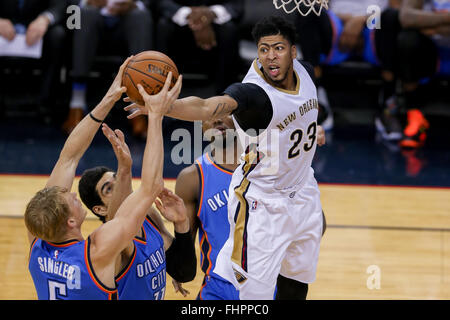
[273,0,328,16]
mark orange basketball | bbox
[122,51,179,105]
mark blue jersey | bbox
[29,238,118,300]
[195,153,239,300]
[115,216,166,300]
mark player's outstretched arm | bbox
[124,82,239,122]
[100,123,133,221]
[165,94,238,121]
[46,56,133,191]
[88,71,179,283]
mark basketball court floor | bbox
[0,78,449,300]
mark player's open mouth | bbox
[268,66,280,77]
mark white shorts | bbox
[214,167,323,300]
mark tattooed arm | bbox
[166,95,238,121]
[125,94,238,122]
[400,0,450,29]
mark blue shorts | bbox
[197,275,240,300]
[320,10,380,66]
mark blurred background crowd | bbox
[0,0,449,155]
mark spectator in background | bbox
[156,0,244,94]
[397,0,450,148]
[0,0,65,118]
[63,0,154,138]
[295,0,402,132]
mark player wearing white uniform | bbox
[125,16,325,300]
[213,58,323,300]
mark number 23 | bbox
[288,122,317,159]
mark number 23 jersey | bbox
[226,58,319,191]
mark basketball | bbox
[122,51,179,105]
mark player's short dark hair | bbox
[78,166,112,223]
[251,15,297,46]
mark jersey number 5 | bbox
[48,280,67,300]
[288,122,317,159]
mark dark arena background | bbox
[0,0,449,301]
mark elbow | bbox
[142,178,164,199]
[152,178,164,196]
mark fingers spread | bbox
[162,71,173,93]
[170,75,183,100]
[115,129,125,142]
[123,103,136,111]
[137,84,149,100]
[155,198,164,210]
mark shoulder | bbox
[175,164,200,201]
[224,82,267,99]
[177,163,200,184]
[224,82,271,115]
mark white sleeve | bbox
[172,6,192,26]
[209,5,232,25]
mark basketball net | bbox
[273,0,329,16]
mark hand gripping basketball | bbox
[122,50,179,105]
[103,55,134,104]
[136,71,183,117]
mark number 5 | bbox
[48,280,67,300]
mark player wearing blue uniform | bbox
[115,216,168,300]
[29,237,118,300]
[78,126,196,300]
[193,153,237,299]
[78,122,195,300]
[25,62,182,299]
[175,116,240,300]
[173,117,327,299]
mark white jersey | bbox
[214,60,323,299]
[232,58,319,191]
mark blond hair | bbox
[24,186,70,242]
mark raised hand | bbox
[103,55,134,105]
[136,72,183,117]
[124,72,182,119]
[101,123,132,169]
[154,188,189,232]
